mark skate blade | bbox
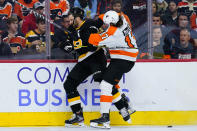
[65,122,86,128]
[127,118,132,124]
[90,122,110,129]
[128,108,136,115]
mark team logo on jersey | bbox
[73,39,83,49]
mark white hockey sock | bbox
[99,80,113,114]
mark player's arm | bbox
[58,32,74,53]
[88,26,117,46]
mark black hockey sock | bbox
[70,103,82,113]
[114,98,125,110]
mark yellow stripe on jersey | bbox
[112,92,120,100]
[68,96,80,103]
[78,52,88,59]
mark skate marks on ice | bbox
[0,126,197,131]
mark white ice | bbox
[0,126,197,131]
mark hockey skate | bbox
[119,107,132,123]
[117,93,136,123]
[121,93,136,115]
[65,110,85,127]
[90,113,110,129]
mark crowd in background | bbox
[141,0,197,59]
[0,0,196,60]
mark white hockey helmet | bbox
[103,10,119,25]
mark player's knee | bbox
[112,86,119,95]
[63,76,78,94]
[93,71,103,83]
[100,80,113,95]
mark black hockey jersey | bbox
[72,18,103,61]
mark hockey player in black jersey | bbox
[62,7,135,127]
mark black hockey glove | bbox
[59,40,74,53]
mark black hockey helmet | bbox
[70,7,84,19]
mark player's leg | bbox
[90,59,135,128]
[90,80,113,129]
[64,62,92,127]
[64,49,107,127]
[112,85,136,122]
[93,71,136,122]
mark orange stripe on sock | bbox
[115,84,120,89]
[100,95,113,102]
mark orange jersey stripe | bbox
[100,95,113,102]
[89,26,117,46]
[109,50,138,58]
[3,37,26,48]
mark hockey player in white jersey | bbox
[88,10,138,129]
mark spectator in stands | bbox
[177,0,197,16]
[111,0,132,27]
[155,0,168,16]
[140,26,165,59]
[52,13,74,59]
[0,0,12,32]
[96,0,112,15]
[163,13,197,58]
[152,1,159,15]
[2,16,26,55]
[123,0,147,30]
[164,28,194,59]
[0,31,12,57]
[162,0,178,26]
[74,0,97,19]
[153,13,163,26]
[14,0,38,24]
[177,0,197,33]
[25,17,54,54]
[190,11,197,32]
[152,13,170,35]
[165,0,181,5]
[0,0,12,19]
[152,26,165,58]
[50,0,70,20]
[21,2,44,35]
[54,13,74,47]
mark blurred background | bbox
[0,0,196,60]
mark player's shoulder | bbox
[84,19,96,25]
[83,19,99,29]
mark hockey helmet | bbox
[103,10,119,25]
[70,7,84,19]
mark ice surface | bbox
[0,126,197,131]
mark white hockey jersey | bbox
[88,15,138,62]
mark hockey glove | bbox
[59,40,74,53]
